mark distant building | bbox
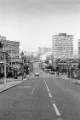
[52,33,73,59]
[0,35,20,67]
[38,47,52,56]
[40,51,52,61]
[38,47,52,61]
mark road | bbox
[0,62,80,120]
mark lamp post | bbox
[10,47,12,67]
[21,51,24,80]
[4,52,6,85]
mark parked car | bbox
[35,72,39,77]
[49,70,55,74]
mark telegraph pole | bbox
[4,52,6,85]
[10,47,12,67]
[21,51,24,80]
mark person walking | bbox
[56,66,59,76]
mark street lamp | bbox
[4,52,7,85]
[10,47,12,67]
[21,51,24,80]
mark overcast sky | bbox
[0,0,80,52]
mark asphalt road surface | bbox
[0,62,80,120]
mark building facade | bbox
[0,35,20,65]
[78,39,80,59]
[52,33,73,59]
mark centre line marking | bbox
[43,80,62,117]
[49,92,53,98]
[53,103,61,116]
[44,80,52,98]
[32,88,35,94]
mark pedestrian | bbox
[56,66,59,76]
[22,71,24,80]
[14,68,18,79]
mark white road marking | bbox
[43,79,62,117]
[32,88,35,94]
[44,80,52,98]
[52,103,61,116]
[49,92,53,98]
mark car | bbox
[49,71,55,74]
[35,72,39,77]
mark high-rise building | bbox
[52,33,73,59]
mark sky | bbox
[0,0,80,53]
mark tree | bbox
[0,42,3,48]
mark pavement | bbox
[55,73,80,85]
[0,76,27,93]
